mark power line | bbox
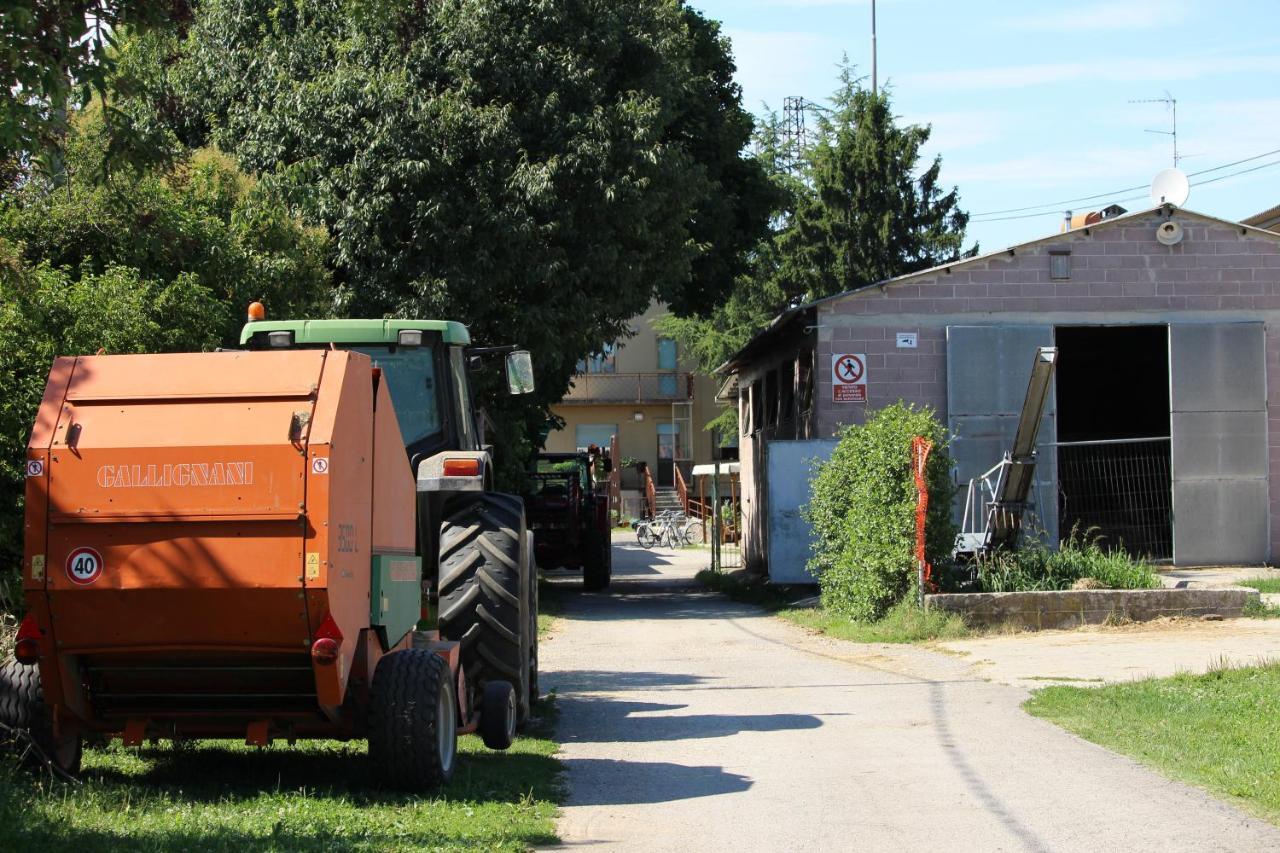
[969,157,1280,225]
[969,146,1280,220]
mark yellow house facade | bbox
[546,302,731,496]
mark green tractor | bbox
[241,312,541,731]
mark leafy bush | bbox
[976,528,1161,592]
[804,403,955,621]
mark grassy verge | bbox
[1025,662,1280,823]
[537,577,565,637]
[975,533,1161,593]
[1238,577,1280,594]
[0,699,562,852]
[697,569,969,644]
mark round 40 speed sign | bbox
[66,546,104,586]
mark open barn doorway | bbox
[1053,325,1173,559]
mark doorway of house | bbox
[1054,325,1173,559]
[657,422,679,487]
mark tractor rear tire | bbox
[368,649,457,789]
[583,530,610,591]
[438,493,533,724]
[0,660,81,775]
[524,530,539,714]
[479,680,517,751]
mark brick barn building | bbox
[721,205,1280,577]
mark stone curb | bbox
[925,587,1261,630]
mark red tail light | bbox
[311,613,343,665]
[14,614,40,665]
[443,458,481,477]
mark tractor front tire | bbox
[438,493,533,724]
[583,530,611,591]
[479,680,517,751]
[0,660,81,775]
[368,649,457,789]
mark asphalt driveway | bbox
[540,539,1280,851]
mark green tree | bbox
[167,0,774,478]
[658,69,973,434]
[1,2,189,169]
[783,67,974,299]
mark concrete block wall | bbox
[814,209,1280,559]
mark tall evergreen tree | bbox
[783,66,974,299]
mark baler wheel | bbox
[368,649,457,789]
[438,493,533,723]
[479,680,517,750]
[0,659,81,775]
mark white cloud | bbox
[1001,1,1191,32]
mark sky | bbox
[691,0,1280,252]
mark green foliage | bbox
[976,529,1162,592]
[1236,576,1280,594]
[783,65,975,300]
[1,2,187,170]
[166,0,774,480]
[804,403,955,621]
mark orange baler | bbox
[12,348,471,785]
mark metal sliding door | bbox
[946,326,1059,545]
[1170,323,1269,565]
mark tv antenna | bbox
[1130,92,1181,167]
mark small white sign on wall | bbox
[895,332,918,349]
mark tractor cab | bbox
[240,314,532,469]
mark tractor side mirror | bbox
[505,350,535,395]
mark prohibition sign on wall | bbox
[832,353,868,403]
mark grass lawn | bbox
[697,569,969,644]
[0,699,562,852]
[1237,577,1280,594]
[1025,663,1280,822]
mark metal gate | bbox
[1056,437,1172,559]
[765,439,837,583]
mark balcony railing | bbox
[561,372,693,404]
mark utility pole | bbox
[870,0,878,96]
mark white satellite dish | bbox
[1150,168,1190,206]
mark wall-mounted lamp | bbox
[633,411,644,422]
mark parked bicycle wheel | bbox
[636,524,658,549]
[682,519,706,546]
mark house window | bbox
[1049,250,1071,281]
[577,342,617,374]
[575,424,617,452]
[657,337,677,371]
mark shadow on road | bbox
[557,698,824,744]
[550,669,714,692]
[562,758,752,805]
